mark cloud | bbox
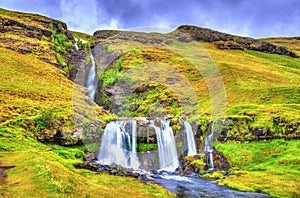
[59,0,99,33]
[0,0,299,37]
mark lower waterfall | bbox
[184,121,197,156]
[150,121,179,171]
[204,122,215,170]
[98,119,198,171]
[97,121,140,169]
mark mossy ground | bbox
[215,140,300,198]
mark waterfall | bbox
[98,121,140,169]
[204,123,214,170]
[151,120,179,171]
[74,38,79,50]
[184,121,197,156]
[98,119,198,172]
[128,120,140,168]
[86,50,97,101]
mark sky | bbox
[0,0,299,38]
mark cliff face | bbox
[0,8,71,65]
[176,25,297,57]
[0,8,86,80]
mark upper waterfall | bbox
[86,50,97,101]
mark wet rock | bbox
[212,150,231,171]
[251,128,265,136]
[75,115,84,124]
[125,171,133,177]
[83,153,97,162]
[74,162,83,169]
[150,174,162,179]
[132,172,140,178]
[137,117,150,126]
[139,174,148,183]
[153,118,161,128]
[109,170,118,175]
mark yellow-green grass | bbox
[0,8,73,67]
[0,47,74,125]
[215,140,300,198]
[201,42,300,127]
[261,37,300,57]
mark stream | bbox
[148,174,271,198]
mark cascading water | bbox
[127,120,140,168]
[86,50,97,101]
[74,38,79,50]
[184,121,197,156]
[150,120,179,171]
[97,121,140,169]
[204,122,214,170]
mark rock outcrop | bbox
[175,25,297,57]
[0,8,85,80]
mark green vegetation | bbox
[137,143,158,152]
[50,23,73,74]
[245,49,300,70]
[97,38,299,136]
[215,140,300,197]
[123,83,181,118]
[100,56,125,87]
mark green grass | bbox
[215,140,300,197]
[245,49,300,70]
[137,143,158,152]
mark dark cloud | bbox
[0,0,299,37]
